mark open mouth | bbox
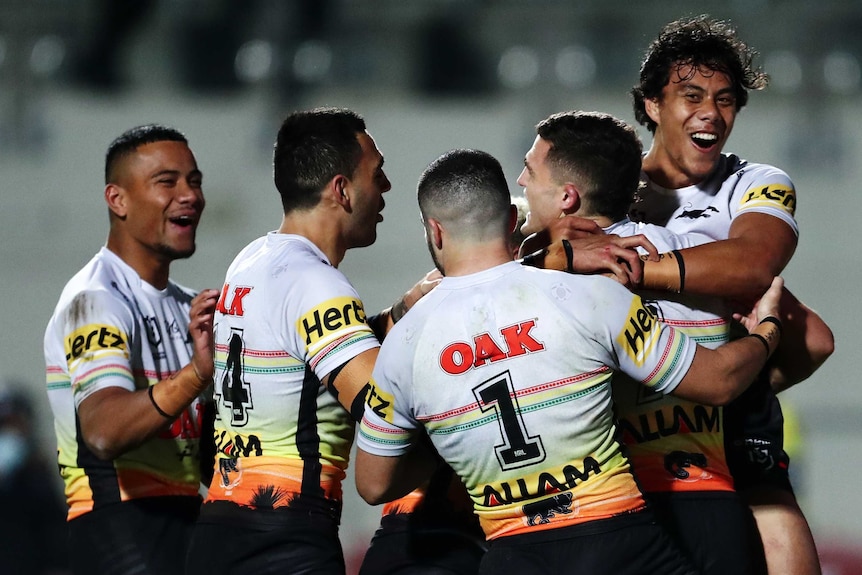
[169,215,196,228]
[691,132,718,149]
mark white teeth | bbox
[692,132,717,142]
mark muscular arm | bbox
[766,288,834,393]
[78,289,219,461]
[643,213,797,304]
[521,215,658,287]
[671,277,784,405]
[355,439,440,505]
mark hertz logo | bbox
[365,380,394,423]
[298,296,368,347]
[64,324,126,361]
[740,184,796,216]
[616,298,659,367]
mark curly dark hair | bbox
[631,15,769,133]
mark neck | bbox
[279,210,346,267]
[105,238,171,289]
[440,241,513,277]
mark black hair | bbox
[632,15,769,133]
[273,107,367,213]
[105,124,188,184]
[418,149,512,241]
[536,111,642,222]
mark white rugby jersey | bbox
[44,247,205,520]
[630,153,798,240]
[357,262,698,539]
[206,233,379,514]
[606,219,734,493]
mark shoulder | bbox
[723,154,794,188]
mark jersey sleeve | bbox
[596,285,697,395]
[356,326,421,458]
[733,164,798,235]
[51,289,138,408]
[290,265,380,381]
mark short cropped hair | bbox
[632,15,769,133]
[273,107,367,213]
[105,124,187,184]
[418,149,511,242]
[536,111,642,222]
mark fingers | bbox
[611,234,658,261]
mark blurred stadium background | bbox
[0,0,859,571]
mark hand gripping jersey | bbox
[606,219,734,493]
[630,153,798,241]
[357,262,699,540]
[206,233,379,518]
[44,247,205,520]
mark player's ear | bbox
[428,217,444,249]
[644,98,661,126]
[561,183,581,215]
[105,184,128,218]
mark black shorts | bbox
[647,491,766,575]
[479,510,698,575]
[185,500,344,575]
[68,495,200,575]
[359,513,487,575]
[724,374,793,493]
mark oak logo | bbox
[616,298,658,367]
[740,183,796,216]
[64,324,126,361]
[298,296,368,347]
[439,320,545,375]
[217,284,254,317]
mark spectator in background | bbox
[0,383,70,574]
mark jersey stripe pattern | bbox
[357,262,698,540]
[44,248,205,520]
[607,219,734,493]
[205,233,379,517]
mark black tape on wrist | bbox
[671,249,686,293]
[747,333,771,357]
[562,239,574,273]
[758,315,783,336]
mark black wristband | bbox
[561,239,574,273]
[747,333,771,357]
[671,249,685,293]
[758,315,783,335]
[148,385,175,419]
[520,247,547,268]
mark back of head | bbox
[536,111,642,222]
[273,107,366,213]
[631,14,769,133]
[418,149,511,243]
[105,124,188,185]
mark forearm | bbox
[768,291,834,393]
[356,441,440,505]
[673,316,782,405]
[78,363,211,460]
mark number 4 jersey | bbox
[357,262,699,540]
[206,233,379,517]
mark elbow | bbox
[83,434,124,461]
[355,478,388,506]
[812,329,836,367]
